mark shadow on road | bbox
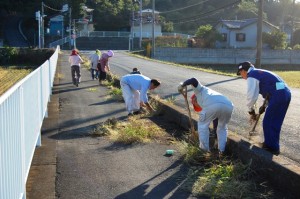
[115,160,196,199]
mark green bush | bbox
[262,30,287,49]
[0,46,17,65]
[293,44,300,50]
[142,36,188,50]
[0,47,55,67]
[155,36,187,47]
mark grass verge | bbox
[127,52,300,88]
[0,68,32,96]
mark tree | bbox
[158,15,173,32]
[194,24,221,48]
[292,29,300,46]
[262,30,287,49]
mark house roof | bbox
[219,18,278,30]
[50,15,64,22]
[141,9,160,14]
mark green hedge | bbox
[0,47,55,68]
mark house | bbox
[281,23,293,44]
[215,18,279,48]
[49,15,64,36]
[131,9,162,38]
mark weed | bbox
[90,117,118,137]
[189,160,266,198]
[176,140,275,198]
[87,88,98,92]
[55,72,64,79]
[108,87,123,101]
[165,95,176,104]
[108,118,164,144]
[176,141,212,165]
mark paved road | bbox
[80,50,300,164]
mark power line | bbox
[170,0,241,24]
[43,3,62,12]
[159,0,211,14]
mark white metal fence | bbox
[48,31,192,48]
[0,46,60,199]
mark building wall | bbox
[50,21,63,35]
[216,23,277,48]
[154,47,300,65]
[131,24,162,38]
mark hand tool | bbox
[180,86,199,144]
[249,94,269,136]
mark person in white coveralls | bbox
[120,74,160,116]
[178,77,234,154]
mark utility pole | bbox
[256,0,263,67]
[151,0,155,58]
[130,10,134,51]
[35,11,41,48]
[69,7,72,49]
[73,19,76,49]
[139,0,142,49]
[41,2,45,48]
[291,0,296,47]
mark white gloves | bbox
[178,82,185,93]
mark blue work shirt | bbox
[121,74,151,103]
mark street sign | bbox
[35,11,40,20]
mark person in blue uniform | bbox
[237,61,291,155]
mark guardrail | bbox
[48,31,192,48]
[0,46,60,199]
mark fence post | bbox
[20,86,27,198]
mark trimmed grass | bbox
[0,68,31,96]
[128,52,300,88]
[274,71,300,88]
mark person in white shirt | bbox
[68,49,84,87]
[89,49,101,80]
[120,74,160,116]
[178,77,234,154]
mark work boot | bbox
[262,143,280,156]
[218,150,225,159]
[128,113,134,117]
[133,110,142,115]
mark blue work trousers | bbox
[263,89,291,151]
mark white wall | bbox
[216,22,277,48]
[131,23,162,38]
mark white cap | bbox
[107,50,114,57]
